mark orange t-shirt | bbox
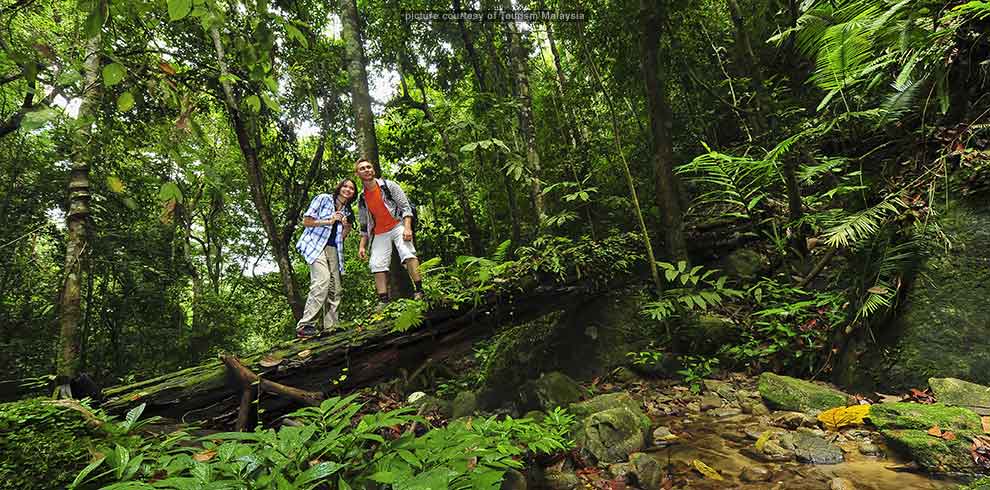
[365,183,400,235]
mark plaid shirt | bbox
[296,193,352,273]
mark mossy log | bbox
[100,284,589,425]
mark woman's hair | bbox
[333,178,357,204]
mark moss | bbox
[569,392,649,433]
[0,398,104,490]
[930,378,990,413]
[960,476,990,489]
[881,429,977,473]
[519,372,588,411]
[757,373,849,413]
[869,403,982,431]
[575,407,648,464]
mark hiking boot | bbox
[296,324,318,339]
[413,291,426,301]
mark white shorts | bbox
[370,224,417,273]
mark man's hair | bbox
[355,157,372,168]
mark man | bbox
[295,179,357,338]
[354,158,425,308]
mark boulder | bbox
[569,392,651,434]
[791,432,844,464]
[870,402,983,473]
[574,406,648,465]
[519,372,588,411]
[542,470,581,490]
[930,377,990,415]
[725,248,766,280]
[451,391,478,418]
[758,373,850,413]
[837,201,990,390]
[628,452,662,489]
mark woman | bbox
[295,178,357,338]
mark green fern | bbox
[822,198,904,248]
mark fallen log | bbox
[100,284,591,426]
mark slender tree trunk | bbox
[640,0,688,261]
[726,0,770,134]
[55,34,101,398]
[501,0,545,227]
[786,153,808,258]
[210,27,304,320]
[583,44,663,294]
[405,67,484,256]
[340,0,380,174]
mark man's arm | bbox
[387,181,414,219]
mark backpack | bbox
[379,180,419,232]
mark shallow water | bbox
[647,412,961,489]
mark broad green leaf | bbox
[294,462,344,486]
[116,92,135,112]
[68,456,105,489]
[244,95,261,113]
[158,182,183,203]
[285,22,308,48]
[369,471,397,484]
[107,176,124,193]
[260,92,280,112]
[124,403,145,429]
[459,142,478,152]
[21,107,58,130]
[102,63,125,87]
[168,0,192,21]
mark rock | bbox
[742,402,770,416]
[500,469,527,490]
[771,411,817,429]
[835,201,990,390]
[740,466,771,482]
[758,373,850,413]
[792,432,844,464]
[869,402,983,431]
[607,462,634,480]
[629,452,662,489]
[711,407,742,418]
[652,426,677,445]
[881,429,975,473]
[700,395,723,410]
[451,391,478,418]
[681,315,736,354]
[569,392,651,433]
[612,366,640,384]
[858,442,882,456]
[725,248,766,280]
[929,377,990,415]
[543,470,581,490]
[795,426,826,437]
[870,402,982,473]
[703,379,738,401]
[750,440,793,462]
[575,406,649,464]
[830,477,856,490]
[519,372,588,411]
[410,394,452,418]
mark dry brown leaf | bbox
[942,431,957,441]
[193,450,217,462]
[259,355,282,368]
[297,349,311,358]
[817,404,871,431]
[867,286,888,294]
[927,425,943,438]
[158,62,177,75]
[982,416,990,434]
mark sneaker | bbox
[413,291,426,301]
[296,324,318,339]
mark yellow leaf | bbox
[817,404,871,431]
[755,430,772,452]
[107,176,124,193]
[692,459,723,481]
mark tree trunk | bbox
[639,0,688,261]
[209,27,305,320]
[726,0,770,134]
[501,0,545,227]
[55,34,101,399]
[405,67,484,256]
[340,0,380,174]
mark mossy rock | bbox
[869,402,982,431]
[724,248,766,280]
[574,406,648,465]
[680,315,736,354]
[451,391,478,419]
[929,377,990,415]
[881,429,977,473]
[519,372,588,411]
[757,373,850,413]
[0,398,105,490]
[838,200,990,390]
[568,392,650,434]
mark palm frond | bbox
[822,198,904,248]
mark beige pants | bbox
[298,245,342,330]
